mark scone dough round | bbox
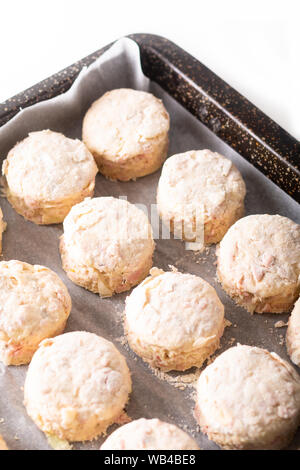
[125,268,225,371]
[0,260,71,366]
[217,214,300,313]
[287,297,300,366]
[195,344,300,450]
[60,197,154,297]
[101,418,199,450]
[157,150,246,245]
[2,130,98,224]
[82,88,170,181]
[24,331,132,442]
[0,435,8,450]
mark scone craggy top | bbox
[157,149,246,221]
[24,332,132,433]
[196,345,300,447]
[62,197,154,272]
[2,130,98,201]
[0,260,71,343]
[82,88,170,162]
[217,214,300,298]
[125,269,224,351]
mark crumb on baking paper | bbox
[225,319,232,328]
[274,321,288,328]
[149,366,202,390]
[113,306,125,324]
[168,264,178,272]
[185,242,206,253]
[115,335,127,347]
[175,385,186,391]
[278,335,284,346]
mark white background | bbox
[0,0,299,139]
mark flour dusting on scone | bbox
[125,268,225,371]
[82,88,170,181]
[217,214,300,313]
[195,344,300,449]
[0,260,71,366]
[101,418,199,450]
[157,149,246,246]
[24,331,132,442]
[2,130,98,224]
[60,197,154,297]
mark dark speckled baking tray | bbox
[1,33,299,201]
[0,35,299,452]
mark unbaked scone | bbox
[82,88,170,181]
[195,344,300,450]
[0,207,6,254]
[0,260,71,366]
[24,331,131,442]
[2,130,98,224]
[60,197,154,297]
[0,435,8,450]
[101,418,199,450]
[286,297,300,366]
[217,214,300,313]
[157,150,246,245]
[125,267,225,371]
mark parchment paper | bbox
[0,38,299,450]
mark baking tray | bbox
[0,34,299,451]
